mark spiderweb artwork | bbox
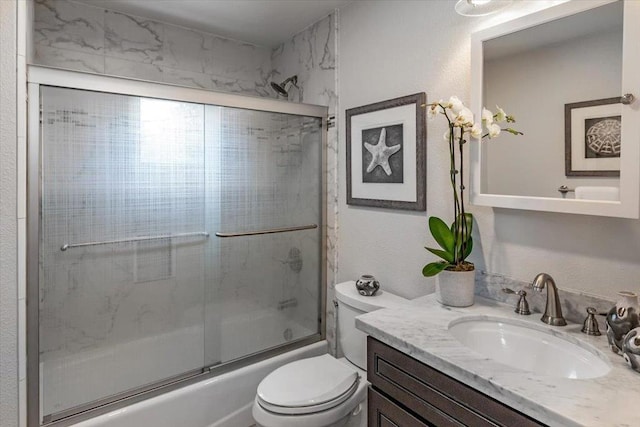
[585,116,621,158]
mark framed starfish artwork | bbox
[346,93,426,210]
[565,97,621,177]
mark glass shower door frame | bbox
[26,65,328,427]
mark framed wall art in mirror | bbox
[565,97,621,177]
[346,93,426,210]
[470,0,640,218]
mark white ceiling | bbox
[76,0,353,47]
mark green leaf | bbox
[429,216,454,253]
[422,262,449,277]
[450,213,473,262]
[462,212,473,237]
[505,127,523,136]
[451,213,473,243]
[463,236,473,259]
[425,247,454,263]
[451,213,473,253]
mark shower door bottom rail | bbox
[60,231,210,251]
[215,224,318,238]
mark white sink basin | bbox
[448,316,611,379]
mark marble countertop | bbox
[356,295,639,427]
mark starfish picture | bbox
[364,127,401,176]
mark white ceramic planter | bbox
[435,269,476,307]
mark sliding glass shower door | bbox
[40,87,208,416]
[37,85,323,421]
[204,106,322,366]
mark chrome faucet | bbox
[531,273,567,326]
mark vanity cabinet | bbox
[367,337,545,427]
[368,388,431,427]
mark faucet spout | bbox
[532,273,567,326]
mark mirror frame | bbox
[470,0,640,218]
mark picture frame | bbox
[346,92,426,210]
[565,97,621,177]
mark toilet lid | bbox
[257,354,360,415]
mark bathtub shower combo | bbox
[27,67,327,426]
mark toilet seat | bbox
[256,354,360,415]
[257,380,359,415]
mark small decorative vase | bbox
[622,327,640,373]
[355,274,380,296]
[605,291,639,355]
[435,269,475,307]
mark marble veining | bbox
[104,56,162,82]
[34,0,104,54]
[35,44,104,73]
[159,24,213,74]
[33,0,273,98]
[357,295,640,427]
[270,12,339,353]
[104,10,163,64]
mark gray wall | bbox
[1,0,19,425]
[338,1,640,300]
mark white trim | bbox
[27,66,328,119]
[470,0,640,219]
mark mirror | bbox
[470,0,640,218]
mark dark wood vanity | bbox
[367,337,546,427]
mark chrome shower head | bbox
[270,81,288,97]
[270,75,298,97]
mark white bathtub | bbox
[71,341,327,427]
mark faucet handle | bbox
[502,288,531,315]
[581,307,601,336]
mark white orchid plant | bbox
[422,96,522,277]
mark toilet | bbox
[252,281,411,427]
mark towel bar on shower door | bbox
[60,231,210,251]
[215,224,318,238]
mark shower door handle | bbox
[215,224,318,238]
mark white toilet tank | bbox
[335,281,410,370]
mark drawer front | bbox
[367,337,544,427]
[368,387,432,427]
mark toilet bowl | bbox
[252,281,411,427]
[252,355,367,427]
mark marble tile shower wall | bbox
[33,0,274,96]
[271,13,339,352]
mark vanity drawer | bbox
[367,337,545,427]
[368,387,433,427]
